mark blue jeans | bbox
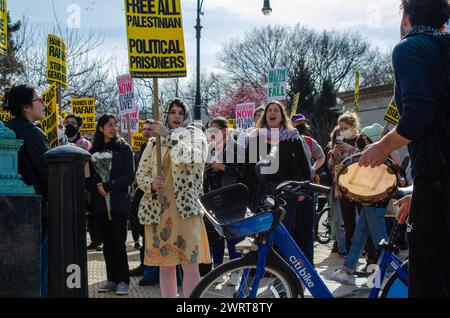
[41,230,48,298]
[212,238,241,267]
[343,206,388,272]
[142,265,182,284]
[143,265,159,284]
[331,199,347,253]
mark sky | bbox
[9,0,403,77]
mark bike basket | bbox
[199,183,274,240]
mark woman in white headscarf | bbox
[136,98,211,298]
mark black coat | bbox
[245,135,311,207]
[6,116,50,198]
[204,138,247,192]
[86,141,135,214]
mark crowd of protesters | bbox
[2,0,450,299]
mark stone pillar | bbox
[44,145,91,298]
[0,121,41,297]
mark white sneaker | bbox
[228,272,241,286]
[330,269,355,284]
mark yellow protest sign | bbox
[39,83,59,148]
[71,98,96,133]
[227,119,236,129]
[124,0,187,78]
[0,94,13,122]
[138,119,145,133]
[0,0,7,56]
[131,132,146,150]
[354,67,360,112]
[291,92,300,117]
[62,110,68,120]
[384,97,399,125]
[47,34,68,88]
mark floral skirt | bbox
[144,211,211,266]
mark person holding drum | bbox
[330,111,361,254]
[360,0,450,298]
[331,123,400,284]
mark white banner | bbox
[120,103,139,134]
[117,74,136,116]
[236,102,255,130]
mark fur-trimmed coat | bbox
[136,126,208,225]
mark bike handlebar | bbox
[275,181,331,198]
[304,182,331,195]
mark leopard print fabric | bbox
[136,126,208,225]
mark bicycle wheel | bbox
[191,252,303,298]
[315,207,331,244]
[380,261,408,298]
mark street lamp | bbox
[262,0,272,16]
[194,0,205,122]
[194,0,272,121]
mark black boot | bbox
[129,264,144,277]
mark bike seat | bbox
[392,185,413,200]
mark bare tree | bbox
[13,19,118,116]
[218,24,393,93]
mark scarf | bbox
[404,25,445,39]
[257,127,300,142]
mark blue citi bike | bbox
[191,181,410,298]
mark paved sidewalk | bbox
[88,232,407,298]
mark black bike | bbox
[314,195,331,244]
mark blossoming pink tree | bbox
[208,84,267,120]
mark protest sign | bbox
[384,97,399,126]
[124,0,187,78]
[291,92,300,117]
[228,119,236,129]
[268,68,287,101]
[117,74,136,116]
[120,103,139,134]
[131,132,146,150]
[0,94,13,122]
[39,83,59,148]
[138,119,145,133]
[71,98,96,133]
[47,34,68,88]
[236,103,255,130]
[0,0,7,56]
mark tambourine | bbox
[335,153,400,205]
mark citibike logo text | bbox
[289,256,314,288]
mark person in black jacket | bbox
[360,0,450,298]
[4,85,50,298]
[248,101,311,235]
[204,117,246,275]
[86,114,134,296]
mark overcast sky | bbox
[9,0,403,77]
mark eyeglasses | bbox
[104,123,118,128]
[32,97,45,104]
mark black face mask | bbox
[296,124,307,135]
[65,124,78,138]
